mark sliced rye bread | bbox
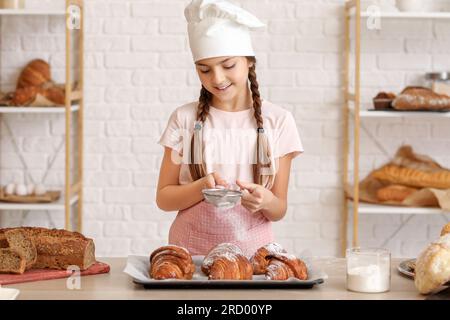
[0,227,96,271]
[4,229,37,270]
[0,248,26,274]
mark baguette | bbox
[372,165,450,189]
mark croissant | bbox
[372,165,450,189]
[202,243,253,280]
[265,253,308,281]
[149,245,195,280]
[250,242,287,275]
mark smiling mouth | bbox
[215,84,232,91]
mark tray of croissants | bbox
[123,242,327,289]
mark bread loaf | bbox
[3,229,37,270]
[11,86,43,106]
[0,227,96,271]
[392,86,450,111]
[414,234,450,294]
[0,248,26,274]
[17,59,51,89]
[372,165,450,189]
[376,184,418,202]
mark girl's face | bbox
[195,56,253,103]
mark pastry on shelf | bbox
[373,91,396,110]
[201,243,253,280]
[376,184,418,202]
[265,252,308,281]
[16,59,51,89]
[371,164,450,189]
[149,245,195,280]
[250,242,287,275]
[2,59,68,107]
[392,86,450,111]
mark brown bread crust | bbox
[372,165,450,189]
[0,227,96,271]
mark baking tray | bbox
[124,255,327,289]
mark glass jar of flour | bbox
[425,72,450,96]
[346,248,391,293]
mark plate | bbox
[124,255,327,289]
[398,258,450,286]
[0,288,20,300]
[398,258,415,279]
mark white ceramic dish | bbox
[0,287,20,300]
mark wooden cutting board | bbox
[0,261,110,285]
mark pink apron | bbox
[168,200,273,257]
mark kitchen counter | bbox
[4,257,425,300]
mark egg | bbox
[15,184,28,196]
[5,183,16,195]
[27,183,35,196]
[34,183,47,196]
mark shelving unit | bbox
[0,0,84,232]
[343,0,450,255]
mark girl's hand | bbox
[236,179,274,214]
[202,172,228,189]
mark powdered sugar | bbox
[263,242,286,256]
[202,243,242,269]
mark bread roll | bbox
[17,59,51,89]
[414,234,450,294]
[376,184,417,202]
[441,223,450,236]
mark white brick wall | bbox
[0,0,449,258]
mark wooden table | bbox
[3,257,425,300]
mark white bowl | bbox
[0,288,20,300]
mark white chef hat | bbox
[184,0,265,62]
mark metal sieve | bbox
[202,188,242,209]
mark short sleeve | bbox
[158,109,183,153]
[273,111,304,159]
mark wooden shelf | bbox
[0,9,65,16]
[348,105,450,118]
[351,11,450,19]
[0,194,79,211]
[348,200,450,214]
[348,201,450,215]
[0,105,79,113]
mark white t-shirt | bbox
[158,99,303,189]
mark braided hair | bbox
[188,57,274,188]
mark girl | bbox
[156,0,303,256]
